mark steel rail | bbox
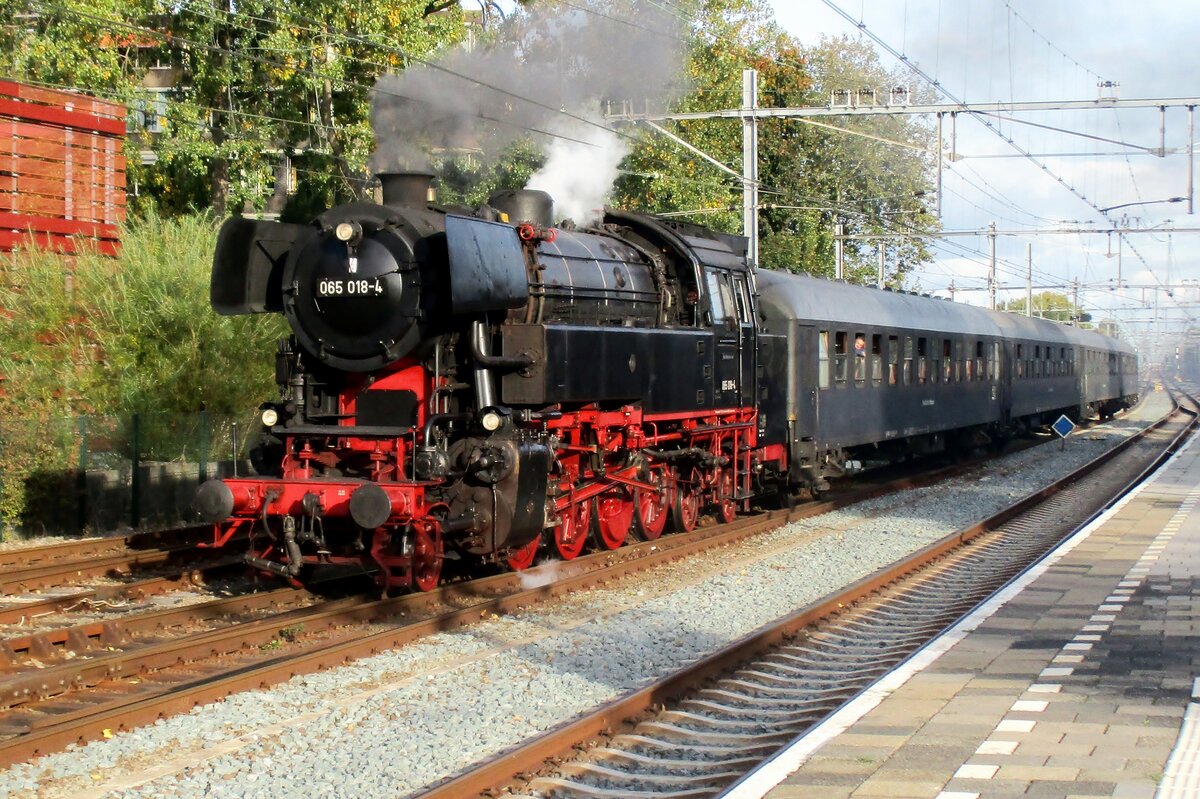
[0,448,1011,766]
[415,395,1190,799]
[0,569,226,626]
[0,527,211,571]
[0,405,1158,768]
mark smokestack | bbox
[378,172,434,208]
[488,189,554,227]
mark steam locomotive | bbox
[194,172,1139,592]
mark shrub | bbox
[0,213,287,532]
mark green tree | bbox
[613,1,938,281]
[147,0,466,217]
[1001,291,1091,326]
[0,0,467,217]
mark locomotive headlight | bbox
[261,408,279,427]
[480,410,504,432]
[334,221,362,243]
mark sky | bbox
[465,0,1200,360]
[765,0,1200,359]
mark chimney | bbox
[377,172,434,208]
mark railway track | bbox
[419,390,1195,799]
[0,526,245,628]
[0,439,1049,768]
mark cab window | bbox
[732,276,752,324]
[705,271,728,324]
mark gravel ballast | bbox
[0,391,1170,799]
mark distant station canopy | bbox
[0,80,126,256]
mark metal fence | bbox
[0,410,259,540]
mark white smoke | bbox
[370,0,687,198]
[526,123,627,226]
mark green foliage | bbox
[0,0,467,216]
[1001,291,1091,326]
[0,217,284,533]
[0,213,285,419]
[613,0,939,281]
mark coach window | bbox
[917,337,929,383]
[818,331,830,389]
[1109,352,1117,375]
[834,332,848,383]
[902,337,914,385]
[930,339,940,384]
[1016,344,1024,378]
[854,331,867,382]
[991,342,1001,381]
[871,334,883,383]
[888,335,899,385]
[974,341,984,382]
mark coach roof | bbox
[755,270,1132,354]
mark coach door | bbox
[791,323,818,440]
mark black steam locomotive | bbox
[194,172,1139,591]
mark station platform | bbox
[727,432,1200,799]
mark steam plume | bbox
[370,1,687,220]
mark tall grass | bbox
[0,214,287,532]
[0,213,286,418]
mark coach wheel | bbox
[411,526,443,592]
[505,535,540,571]
[670,467,701,533]
[551,499,591,560]
[716,468,737,525]
[593,489,633,551]
[632,472,669,541]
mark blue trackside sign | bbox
[1052,414,1077,439]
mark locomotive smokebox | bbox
[488,189,554,228]
[378,171,434,208]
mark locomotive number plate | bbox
[316,278,384,297]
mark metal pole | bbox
[877,243,885,289]
[1072,279,1079,326]
[1160,105,1167,157]
[935,112,943,217]
[198,409,209,484]
[950,113,957,163]
[1189,105,1194,215]
[948,280,956,302]
[1117,233,1123,287]
[988,222,997,311]
[1026,242,1032,317]
[742,68,759,268]
[835,221,845,280]
[76,417,88,534]
[129,413,141,529]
